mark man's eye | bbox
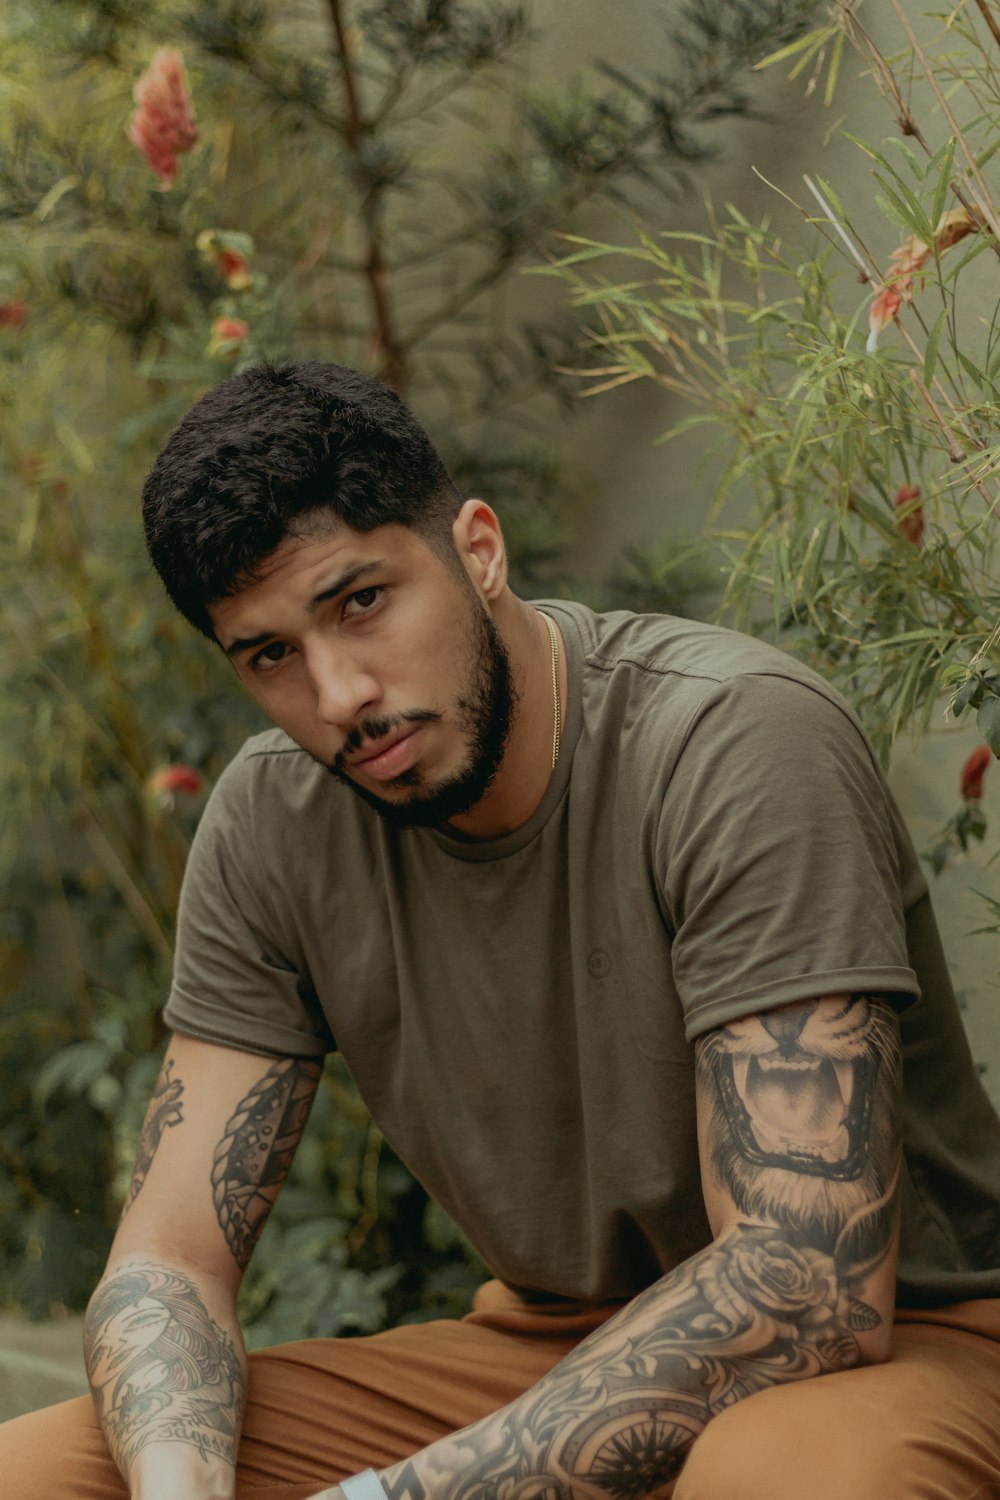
[344,586,381,616]
[251,641,290,671]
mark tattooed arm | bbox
[86,1032,321,1499]
[314,993,902,1500]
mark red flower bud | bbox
[0,300,28,329]
[960,744,992,801]
[127,48,198,189]
[867,212,976,352]
[148,764,204,797]
[206,316,250,358]
[195,230,254,290]
[894,484,924,546]
[219,248,252,290]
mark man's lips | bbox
[347,726,423,781]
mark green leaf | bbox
[33,1041,112,1107]
[952,678,983,717]
[859,629,941,648]
[977,694,1000,755]
[923,307,948,388]
[892,139,925,183]
[824,30,845,108]
[930,136,956,228]
[958,351,996,395]
[754,28,837,74]
[925,841,953,876]
[872,172,931,239]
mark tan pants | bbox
[5,1283,1000,1499]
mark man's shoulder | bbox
[240,724,310,762]
[549,599,855,721]
[205,726,358,843]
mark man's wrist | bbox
[129,1447,235,1500]
[341,1470,390,1500]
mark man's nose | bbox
[308,645,381,728]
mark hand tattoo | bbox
[211,1057,321,1270]
[120,1059,185,1220]
[84,1263,246,1476]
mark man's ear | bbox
[452,499,508,602]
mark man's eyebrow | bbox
[223,560,384,659]
[308,560,383,612]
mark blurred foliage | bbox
[550,0,1000,938]
[0,0,821,1321]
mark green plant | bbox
[548,0,999,937]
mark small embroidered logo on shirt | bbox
[587,949,612,979]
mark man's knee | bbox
[0,1395,125,1500]
[674,1374,941,1500]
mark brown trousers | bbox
[5,1282,1000,1499]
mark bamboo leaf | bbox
[923,307,949,388]
[754,28,838,74]
[930,136,956,228]
[824,30,845,108]
[978,696,1000,755]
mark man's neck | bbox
[446,598,567,840]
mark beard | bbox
[325,597,516,831]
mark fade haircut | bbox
[142,360,462,638]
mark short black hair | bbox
[142,361,462,637]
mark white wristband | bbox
[341,1469,390,1500]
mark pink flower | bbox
[206,316,250,358]
[0,300,28,329]
[867,237,927,352]
[867,208,978,352]
[894,484,924,546]
[961,745,992,801]
[127,48,198,189]
[148,764,204,797]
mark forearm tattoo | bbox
[120,1058,185,1219]
[378,996,901,1500]
[211,1057,321,1270]
[84,1263,246,1477]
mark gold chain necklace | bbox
[540,611,561,770]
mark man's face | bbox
[209,521,515,829]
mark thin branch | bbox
[801,174,875,277]
[325,0,407,392]
[975,0,1000,51]
[837,0,1000,255]
[908,369,968,464]
[889,0,1000,245]
[72,803,173,959]
[347,1120,384,1256]
[835,2,932,147]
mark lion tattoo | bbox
[698,996,901,1275]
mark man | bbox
[5,360,1000,1499]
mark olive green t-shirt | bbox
[165,603,1000,1306]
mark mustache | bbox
[339,708,441,761]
